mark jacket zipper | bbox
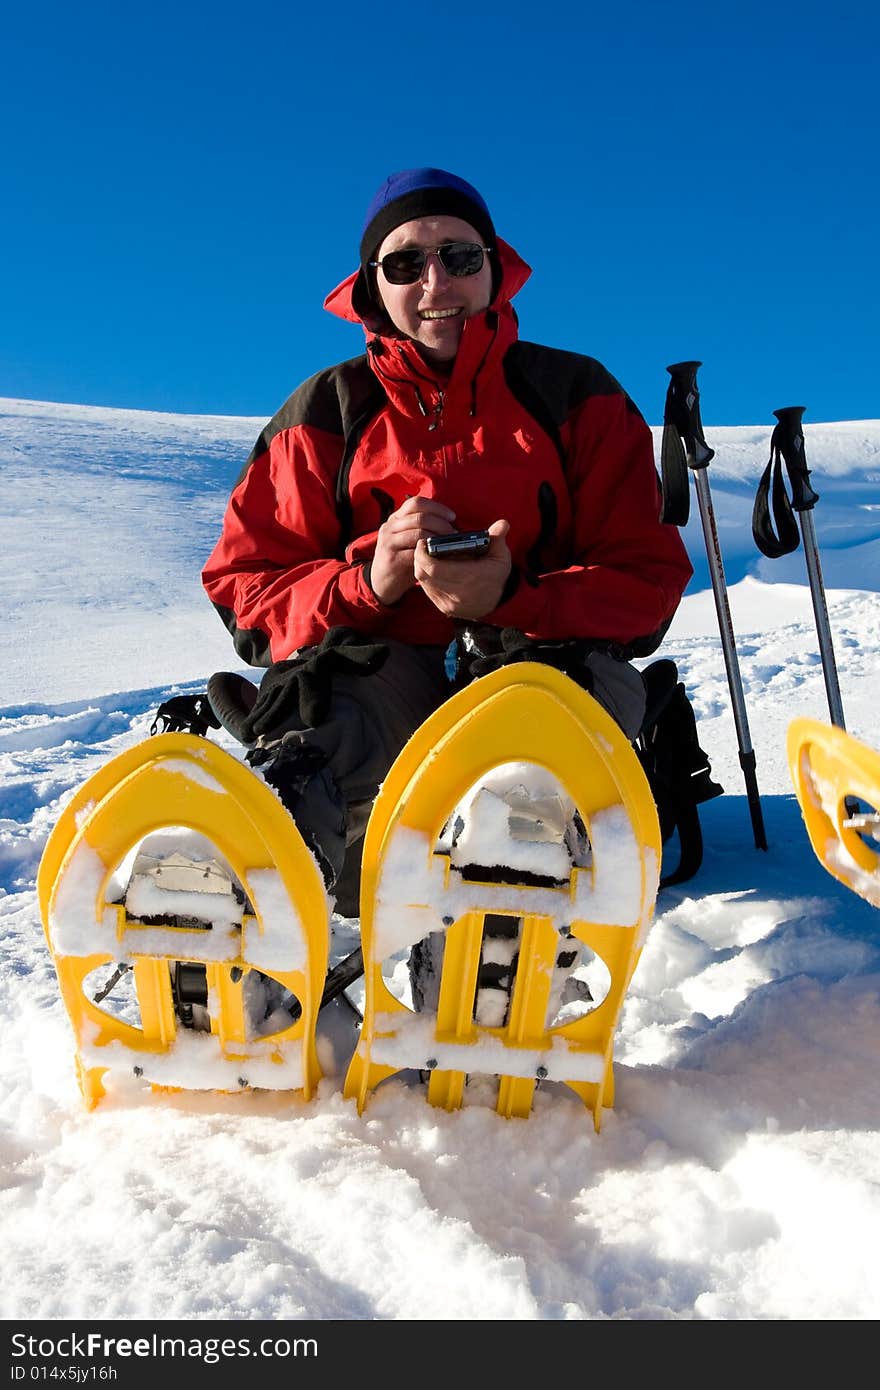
[427,389,445,431]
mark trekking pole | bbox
[662,361,768,851]
[320,946,364,1014]
[752,406,846,730]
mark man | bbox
[202,168,693,914]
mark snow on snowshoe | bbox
[37,732,330,1108]
[787,717,880,908]
[344,662,662,1129]
[410,766,598,1028]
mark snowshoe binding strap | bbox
[149,693,221,738]
[455,626,600,687]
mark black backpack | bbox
[635,659,723,888]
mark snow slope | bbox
[1,397,879,1324]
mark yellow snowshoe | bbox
[37,732,330,1108]
[344,662,662,1130]
[787,717,880,908]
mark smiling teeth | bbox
[420,308,461,319]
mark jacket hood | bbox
[323,236,532,328]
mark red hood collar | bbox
[323,236,532,326]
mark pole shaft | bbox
[320,947,364,1008]
[739,749,768,852]
[665,361,767,851]
[693,471,755,755]
[798,510,846,728]
[692,471,768,851]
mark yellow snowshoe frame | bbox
[787,717,880,908]
[37,733,329,1108]
[344,662,661,1129]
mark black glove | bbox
[239,627,390,739]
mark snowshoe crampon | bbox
[344,662,662,1130]
[787,717,880,908]
[36,733,330,1108]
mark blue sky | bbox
[3,0,877,427]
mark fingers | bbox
[487,518,510,555]
[396,496,457,528]
[413,519,510,571]
[370,498,457,607]
[399,496,456,520]
[413,518,512,620]
[380,496,457,550]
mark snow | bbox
[2,396,880,1324]
[372,807,650,958]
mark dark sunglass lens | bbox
[378,243,484,283]
[439,243,484,277]
[380,249,425,284]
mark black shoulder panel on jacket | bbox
[232,356,385,488]
[503,341,645,439]
[211,600,273,668]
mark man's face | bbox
[374,214,493,363]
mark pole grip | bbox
[665,361,715,470]
[771,406,819,512]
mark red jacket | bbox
[202,240,693,665]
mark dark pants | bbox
[269,640,647,918]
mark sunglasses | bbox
[369,241,490,285]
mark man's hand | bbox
[415,519,512,619]
[370,496,457,606]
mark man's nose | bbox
[420,251,451,288]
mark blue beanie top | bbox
[358,167,496,264]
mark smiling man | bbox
[370,215,493,360]
[202,167,693,913]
